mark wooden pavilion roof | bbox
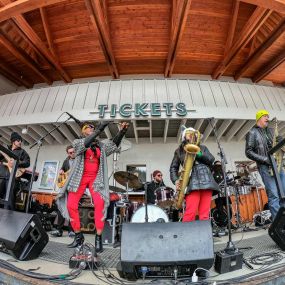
[0,0,284,89]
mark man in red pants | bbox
[60,121,129,252]
[170,127,220,222]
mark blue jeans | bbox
[258,165,285,220]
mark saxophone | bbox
[270,117,284,175]
[174,130,201,209]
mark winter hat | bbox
[10,132,22,143]
[256,110,269,122]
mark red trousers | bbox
[182,190,212,222]
[67,175,105,232]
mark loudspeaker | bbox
[0,209,49,260]
[118,221,214,280]
[79,207,95,233]
[269,206,285,250]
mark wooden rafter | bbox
[0,0,68,23]
[165,0,191,77]
[40,7,57,58]
[252,49,285,82]
[0,32,52,84]
[85,0,119,79]
[0,61,33,88]
[235,18,285,80]
[212,7,272,79]
[240,0,285,14]
[0,0,71,83]
[224,0,240,55]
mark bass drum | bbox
[131,204,169,223]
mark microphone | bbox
[66,112,81,126]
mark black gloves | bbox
[96,121,110,132]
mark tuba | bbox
[174,129,201,210]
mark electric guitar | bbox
[0,150,25,178]
[57,170,70,188]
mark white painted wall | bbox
[25,137,250,192]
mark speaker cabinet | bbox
[79,207,95,233]
[118,221,214,280]
[269,206,285,250]
[0,209,49,260]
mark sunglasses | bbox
[68,151,75,154]
[156,174,162,177]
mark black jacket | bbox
[245,125,280,166]
[170,143,219,194]
[0,146,30,178]
[146,180,165,204]
[61,158,72,172]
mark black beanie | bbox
[10,132,22,143]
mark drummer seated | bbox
[146,170,165,204]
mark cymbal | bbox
[109,185,126,193]
[114,171,143,189]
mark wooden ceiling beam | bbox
[0,61,32,88]
[165,0,191,77]
[0,32,52,84]
[0,0,68,23]
[235,18,285,80]
[224,1,240,55]
[212,7,272,79]
[40,7,57,58]
[85,0,119,79]
[11,16,71,82]
[240,0,285,14]
[252,48,285,82]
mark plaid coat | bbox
[57,138,118,221]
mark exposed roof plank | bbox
[236,121,255,141]
[85,0,119,79]
[194,119,204,131]
[0,32,52,84]
[12,14,71,83]
[41,124,65,144]
[235,18,285,80]
[177,118,187,143]
[0,0,68,23]
[202,119,217,143]
[217,120,233,139]
[40,7,57,58]
[212,7,272,79]
[132,120,138,144]
[240,0,285,14]
[163,119,169,143]
[149,120,152,143]
[224,0,240,56]
[225,120,246,142]
[31,125,54,144]
[252,48,285,82]
[165,0,191,77]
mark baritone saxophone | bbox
[175,130,201,209]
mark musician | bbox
[170,127,219,222]
[51,145,75,237]
[146,170,165,204]
[0,132,30,210]
[245,110,285,220]
[58,121,129,252]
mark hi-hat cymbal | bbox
[109,185,126,193]
[114,171,142,189]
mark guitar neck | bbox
[0,150,11,163]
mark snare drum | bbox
[155,187,174,208]
[131,204,169,223]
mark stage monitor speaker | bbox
[79,206,95,233]
[0,209,49,260]
[118,221,214,280]
[269,206,285,250]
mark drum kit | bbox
[211,163,270,233]
[109,171,176,224]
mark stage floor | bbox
[0,224,285,285]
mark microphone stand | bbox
[144,182,149,223]
[208,118,236,253]
[25,116,74,213]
